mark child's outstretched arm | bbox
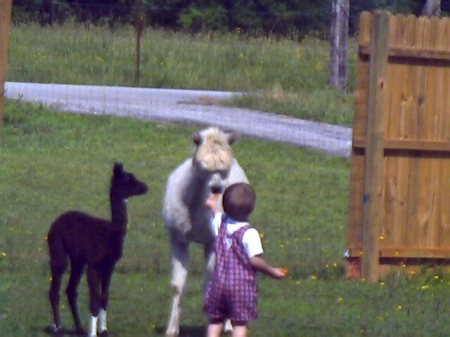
[249,255,286,279]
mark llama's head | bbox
[110,162,148,199]
[192,127,237,194]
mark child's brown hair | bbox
[222,183,256,221]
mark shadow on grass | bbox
[155,325,205,337]
[42,325,109,336]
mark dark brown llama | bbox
[47,163,148,337]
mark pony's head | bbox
[192,127,237,194]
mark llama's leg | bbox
[87,267,102,337]
[98,265,115,335]
[98,309,107,336]
[166,239,189,337]
[48,258,67,333]
[66,260,85,334]
[204,244,232,334]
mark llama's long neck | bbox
[184,167,210,206]
[109,193,128,233]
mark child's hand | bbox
[272,268,288,279]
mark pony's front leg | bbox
[87,267,103,337]
[204,244,232,334]
[166,239,189,337]
[98,265,114,336]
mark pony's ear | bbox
[113,162,124,175]
[227,131,240,145]
[192,131,202,146]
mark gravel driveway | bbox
[5,82,352,157]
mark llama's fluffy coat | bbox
[163,127,248,337]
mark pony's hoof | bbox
[99,330,109,337]
[165,329,179,337]
[44,325,63,335]
[74,325,85,335]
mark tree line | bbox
[11,0,449,37]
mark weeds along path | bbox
[5,82,351,157]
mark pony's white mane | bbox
[164,126,247,337]
[193,127,233,171]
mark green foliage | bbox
[11,0,71,26]
[12,0,441,37]
[178,4,229,32]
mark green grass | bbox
[2,100,450,337]
[7,23,355,126]
[3,22,448,337]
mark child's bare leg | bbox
[206,321,224,337]
[231,321,248,337]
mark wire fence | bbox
[5,10,348,115]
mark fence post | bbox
[329,0,349,92]
[361,11,390,283]
[0,0,13,138]
[135,0,142,86]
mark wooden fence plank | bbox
[352,138,450,152]
[440,19,450,249]
[359,45,450,61]
[361,11,390,282]
[346,11,372,254]
[427,17,443,250]
[405,16,423,249]
[393,14,416,250]
[384,14,405,250]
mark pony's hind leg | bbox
[48,256,68,333]
[66,259,86,335]
[166,239,189,337]
[98,264,115,334]
[86,266,105,337]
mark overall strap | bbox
[230,224,251,241]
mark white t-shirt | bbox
[210,212,263,259]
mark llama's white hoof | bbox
[99,330,109,337]
[165,328,180,337]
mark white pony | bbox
[163,127,249,337]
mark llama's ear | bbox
[192,132,201,146]
[113,162,123,175]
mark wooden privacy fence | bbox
[346,11,450,281]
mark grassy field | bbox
[7,23,355,126]
[3,23,450,337]
[2,100,450,337]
